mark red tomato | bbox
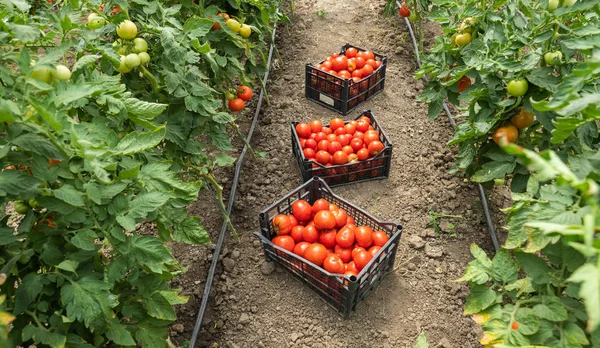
[345,47,358,58]
[368,246,382,257]
[346,261,359,274]
[328,141,342,154]
[310,120,322,133]
[355,226,373,248]
[299,139,307,148]
[331,52,340,59]
[317,140,330,152]
[363,131,379,145]
[330,118,345,131]
[292,199,312,221]
[362,64,374,76]
[365,59,377,69]
[296,123,311,138]
[344,123,356,135]
[312,199,330,213]
[315,131,327,142]
[375,60,382,69]
[288,215,299,228]
[329,203,339,210]
[354,131,365,141]
[290,225,305,243]
[345,270,358,278]
[305,139,317,149]
[315,151,331,165]
[331,208,348,227]
[356,148,369,161]
[351,246,366,259]
[338,70,351,79]
[314,210,336,230]
[229,98,245,111]
[354,251,373,271]
[272,214,292,235]
[319,229,337,248]
[372,231,390,247]
[323,254,345,273]
[355,57,366,69]
[362,51,375,60]
[303,243,328,266]
[326,134,338,142]
[356,51,364,59]
[323,60,332,70]
[336,226,355,248]
[322,127,332,135]
[335,245,353,263]
[303,148,316,159]
[332,151,348,165]
[294,241,310,256]
[347,59,356,73]
[352,69,363,79]
[303,225,319,243]
[350,138,364,151]
[338,134,351,146]
[342,145,354,155]
[331,56,348,72]
[360,116,371,126]
[237,86,253,101]
[368,141,385,156]
[272,235,295,252]
[347,216,356,225]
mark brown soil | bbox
[169,0,502,347]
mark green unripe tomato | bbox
[507,78,529,97]
[455,33,472,47]
[31,68,53,84]
[408,11,419,22]
[52,64,71,81]
[87,13,106,29]
[124,54,141,68]
[116,56,132,73]
[133,38,148,53]
[28,199,39,209]
[14,201,29,214]
[116,20,137,40]
[562,0,576,5]
[226,19,241,33]
[459,17,477,34]
[138,52,150,65]
[239,24,251,38]
[548,0,559,11]
[544,51,563,65]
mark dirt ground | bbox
[169,0,505,347]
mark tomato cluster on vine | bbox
[270,198,390,276]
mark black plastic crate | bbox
[255,177,402,318]
[305,44,387,115]
[291,110,392,187]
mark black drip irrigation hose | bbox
[188,14,280,348]
[395,2,500,251]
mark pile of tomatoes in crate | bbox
[270,198,389,277]
[314,47,382,81]
[295,115,385,167]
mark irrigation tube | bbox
[188,15,280,348]
[395,2,500,251]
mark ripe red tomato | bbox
[338,134,351,146]
[375,61,382,69]
[511,322,519,330]
[288,215,299,228]
[347,59,356,73]
[314,131,327,142]
[355,148,368,161]
[228,98,244,111]
[292,199,312,221]
[334,245,352,263]
[362,51,375,61]
[351,246,366,259]
[363,131,379,145]
[303,148,316,159]
[342,145,354,155]
[331,209,348,227]
[329,203,339,210]
[314,210,336,230]
[347,216,356,225]
[323,254,345,273]
[355,57,366,69]
[365,59,377,69]
[319,229,337,248]
[328,141,342,154]
[331,56,349,72]
[330,118,345,131]
[399,4,410,17]
[354,131,365,141]
[299,139,307,148]
[321,127,332,135]
[310,120,322,133]
[355,226,373,248]
[368,246,382,257]
[338,70,351,79]
[294,241,310,256]
[272,235,295,252]
[303,225,319,243]
[236,86,253,101]
[492,125,519,145]
[312,199,330,214]
[290,225,305,243]
[317,140,330,152]
[305,139,317,149]
[362,64,374,76]
[372,231,389,247]
[303,243,328,266]
[353,251,373,271]
[350,138,364,151]
[326,134,338,143]
[355,120,369,134]
[345,47,358,58]
[332,151,348,165]
[336,226,355,248]
[346,261,359,274]
[296,123,311,138]
[272,214,292,235]
[331,52,340,59]
[344,123,356,135]
[315,150,331,164]
[368,141,385,156]
[323,60,333,70]
[457,76,472,93]
[351,69,363,79]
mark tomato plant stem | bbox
[202,173,239,242]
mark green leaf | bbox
[61,277,118,331]
[146,293,176,321]
[53,184,86,207]
[116,215,136,231]
[8,23,40,43]
[427,99,444,120]
[470,243,493,268]
[413,332,429,348]
[121,235,174,274]
[173,217,210,244]
[129,192,171,219]
[0,170,41,197]
[71,230,98,251]
[107,319,136,346]
[56,260,79,273]
[0,226,18,245]
[491,249,518,283]
[124,98,167,119]
[214,153,236,167]
[135,322,168,348]
[72,55,100,72]
[183,16,214,37]
[562,322,590,346]
[567,264,600,332]
[12,133,63,159]
[105,256,128,285]
[471,161,516,183]
[533,296,568,322]
[464,284,497,315]
[66,333,94,348]
[85,182,128,205]
[515,252,553,285]
[515,308,540,335]
[13,273,43,314]
[22,325,67,348]
[114,127,166,155]
[212,112,235,124]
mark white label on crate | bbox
[319,93,335,106]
